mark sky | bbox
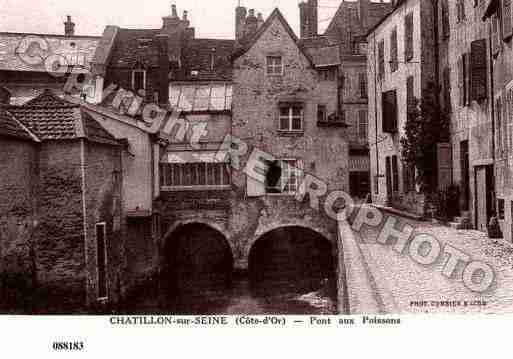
[0,0,346,39]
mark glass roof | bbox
[169,84,233,112]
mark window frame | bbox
[265,158,302,196]
[278,104,304,133]
[266,56,283,76]
[160,162,232,191]
[131,69,146,93]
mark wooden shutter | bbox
[378,40,385,78]
[390,28,398,71]
[442,0,450,39]
[462,53,470,106]
[382,90,397,133]
[247,169,266,197]
[470,39,488,102]
[443,67,451,111]
[407,76,415,113]
[437,143,452,190]
[405,13,414,60]
[392,155,399,192]
[458,57,464,106]
[492,13,500,56]
[503,0,513,40]
[359,73,367,98]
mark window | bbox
[319,68,336,81]
[267,56,283,75]
[441,0,450,40]
[358,110,368,141]
[503,0,513,40]
[458,54,470,106]
[492,13,501,56]
[456,0,466,23]
[382,90,398,133]
[160,162,231,189]
[96,223,108,300]
[359,73,367,99]
[392,155,399,192]
[265,159,301,195]
[443,67,451,111]
[152,213,161,240]
[405,13,414,60]
[279,104,303,132]
[317,104,327,123]
[169,83,232,112]
[497,97,503,154]
[378,40,385,78]
[498,199,505,220]
[470,39,488,102]
[403,163,415,193]
[132,70,146,93]
[390,28,398,72]
[406,76,415,114]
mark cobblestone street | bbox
[355,214,513,314]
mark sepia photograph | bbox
[0,0,513,353]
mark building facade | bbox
[484,0,513,242]
[367,0,438,213]
[0,91,123,312]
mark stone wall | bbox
[0,137,38,311]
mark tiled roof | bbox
[5,89,118,144]
[108,28,162,69]
[305,45,341,67]
[0,108,39,141]
[0,32,99,73]
[179,38,235,81]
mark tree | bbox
[401,82,450,192]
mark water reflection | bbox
[122,276,338,315]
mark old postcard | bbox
[0,0,512,356]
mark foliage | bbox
[400,82,450,192]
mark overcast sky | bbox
[0,0,344,39]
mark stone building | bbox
[483,0,513,241]
[0,17,100,105]
[298,0,392,198]
[367,0,438,213]
[437,0,493,230]
[0,90,123,312]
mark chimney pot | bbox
[183,10,188,21]
[64,15,75,36]
[172,4,178,17]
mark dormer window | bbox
[267,56,283,76]
[132,69,146,94]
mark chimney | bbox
[64,15,75,36]
[244,9,258,38]
[308,0,318,37]
[359,0,370,29]
[155,34,170,106]
[257,12,264,28]
[299,2,308,39]
[235,5,247,41]
[162,3,182,30]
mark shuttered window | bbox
[378,41,385,77]
[407,76,415,114]
[458,54,470,106]
[358,110,368,140]
[456,0,466,23]
[359,73,367,99]
[382,90,398,133]
[392,155,399,192]
[470,39,488,102]
[390,28,398,72]
[442,0,450,40]
[503,0,513,40]
[443,67,451,112]
[492,13,500,56]
[405,13,414,61]
[378,40,385,78]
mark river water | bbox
[122,276,338,315]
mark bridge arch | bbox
[248,225,337,297]
[162,222,234,296]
